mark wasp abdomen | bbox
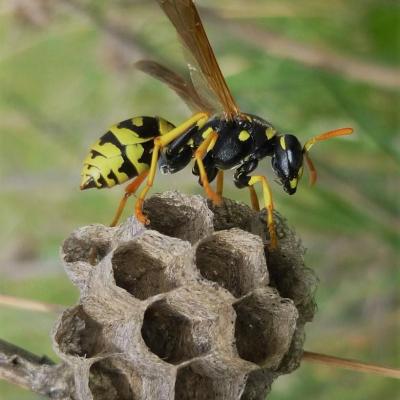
[80,116,175,189]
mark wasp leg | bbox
[192,152,218,185]
[234,159,277,248]
[216,170,224,197]
[89,170,148,266]
[248,176,277,249]
[110,170,149,227]
[135,112,209,224]
[248,186,260,211]
[160,123,199,174]
[194,131,222,205]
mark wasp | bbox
[80,0,353,248]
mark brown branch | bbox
[0,339,74,399]
[303,350,400,379]
[0,294,64,313]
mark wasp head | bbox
[271,134,304,195]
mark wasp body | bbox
[80,0,353,248]
[82,113,303,193]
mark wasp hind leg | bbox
[110,170,149,227]
[135,112,209,224]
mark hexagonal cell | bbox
[141,299,210,364]
[195,229,268,298]
[143,191,213,244]
[233,288,298,369]
[111,232,193,300]
[174,364,215,400]
[208,198,256,232]
[63,224,113,264]
[174,360,249,400]
[54,305,105,358]
[89,358,141,400]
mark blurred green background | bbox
[0,0,399,399]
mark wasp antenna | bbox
[304,127,353,152]
[304,151,317,186]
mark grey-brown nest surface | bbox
[56,190,317,400]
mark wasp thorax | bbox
[271,134,303,195]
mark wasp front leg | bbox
[135,112,209,224]
[193,130,222,205]
[234,160,277,249]
[192,151,218,185]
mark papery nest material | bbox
[54,191,317,400]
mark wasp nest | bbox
[54,191,317,400]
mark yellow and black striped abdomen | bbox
[80,116,175,190]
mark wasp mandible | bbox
[80,0,353,248]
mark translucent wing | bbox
[135,59,215,114]
[156,0,239,119]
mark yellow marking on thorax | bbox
[239,130,250,141]
[131,117,144,127]
[265,127,276,140]
[280,136,286,150]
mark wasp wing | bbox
[156,0,239,119]
[135,59,215,114]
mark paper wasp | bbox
[80,0,353,248]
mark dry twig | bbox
[0,339,74,399]
[0,294,64,313]
[303,351,400,379]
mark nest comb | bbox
[54,191,317,400]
